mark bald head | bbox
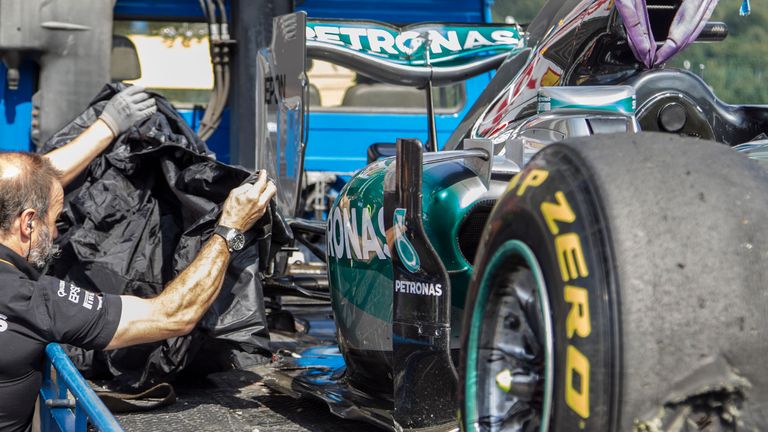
[0,152,62,233]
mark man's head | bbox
[0,153,63,271]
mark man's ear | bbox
[19,209,36,240]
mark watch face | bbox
[230,232,245,251]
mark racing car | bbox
[254,0,768,430]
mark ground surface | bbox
[115,369,380,432]
[114,300,382,431]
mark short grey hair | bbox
[0,152,62,232]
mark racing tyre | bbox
[459,133,768,431]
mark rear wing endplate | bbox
[256,13,308,217]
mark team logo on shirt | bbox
[0,314,7,332]
[57,280,103,310]
[68,285,81,304]
[83,292,95,310]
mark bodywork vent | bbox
[457,200,496,264]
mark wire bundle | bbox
[198,0,233,141]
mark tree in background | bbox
[670,4,768,104]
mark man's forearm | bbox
[154,235,231,332]
[106,235,232,349]
[44,119,115,186]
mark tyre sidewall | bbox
[461,144,620,431]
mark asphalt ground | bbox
[114,368,381,432]
[115,300,383,431]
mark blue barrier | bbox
[39,343,124,432]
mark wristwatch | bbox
[213,225,245,252]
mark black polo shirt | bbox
[0,244,122,432]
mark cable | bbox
[198,0,209,20]
[212,0,231,139]
[212,0,231,132]
[198,0,232,142]
[198,0,220,140]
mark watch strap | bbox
[213,225,241,252]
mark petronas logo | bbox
[393,208,420,273]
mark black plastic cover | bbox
[41,83,291,390]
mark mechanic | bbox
[0,86,278,432]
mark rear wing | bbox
[306,18,524,86]
[255,12,523,216]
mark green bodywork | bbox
[327,157,492,352]
[544,96,636,114]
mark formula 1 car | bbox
[254,0,768,430]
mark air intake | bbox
[457,200,496,264]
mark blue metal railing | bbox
[39,343,124,432]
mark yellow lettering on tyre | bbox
[517,169,549,196]
[564,285,591,338]
[540,189,592,421]
[508,169,550,196]
[565,345,590,419]
[541,191,575,235]
[555,233,589,282]
[507,172,522,192]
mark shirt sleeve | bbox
[36,276,122,350]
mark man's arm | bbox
[44,85,156,187]
[106,235,230,349]
[105,171,277,350]
[44,120,115,186]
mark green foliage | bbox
[670,3,768,104]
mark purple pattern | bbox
[615,0,656,67]
[615,0,719,68]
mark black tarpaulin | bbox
[41,83,291,390]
